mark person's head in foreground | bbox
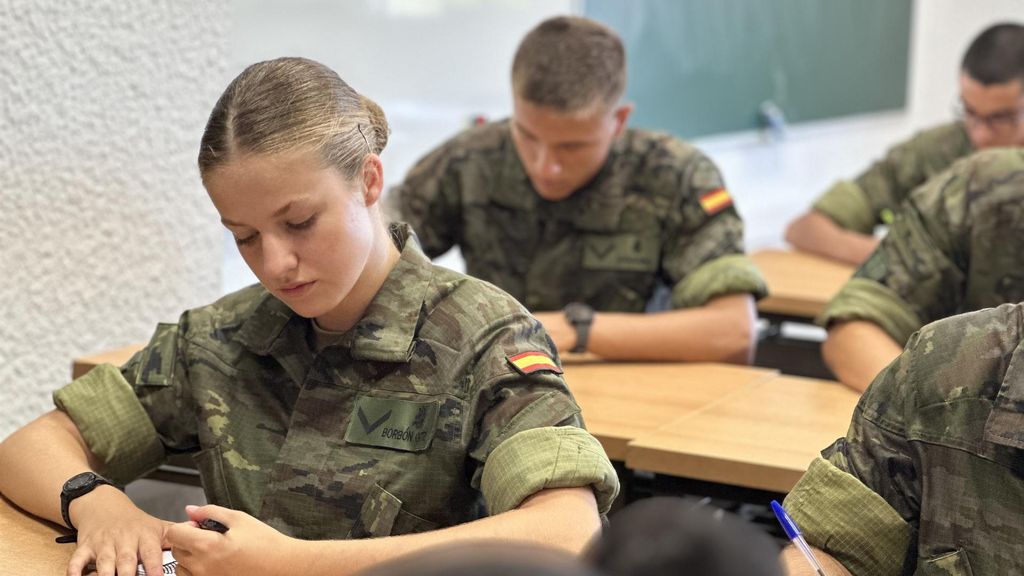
[585,497,783,576]
[358,541,602,576]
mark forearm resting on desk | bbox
[822,321,903,393]
[785,211,879,266]
[587,293,757,364]
[0,410,170,576]
[781,545,853,576]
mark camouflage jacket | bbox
[786,303,1024,575]
[813,122,973,233]
[54,224,618,540]
[820,148,1024,344]
[394,120,766,312]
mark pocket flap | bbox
[921,548,974,576]
[350,483,402,538]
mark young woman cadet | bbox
[0,57,617,576]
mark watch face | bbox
[564,302,594,323]
[65,472,97,491]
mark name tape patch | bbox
[344,395,439,452]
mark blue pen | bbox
[771,500,826,576]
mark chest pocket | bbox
[918,549,974,576]
[582,233,659,272]
[349,483,440,539]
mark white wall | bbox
[0,1,228,438]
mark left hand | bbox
[164,505,296,576]
[531,312,576,352]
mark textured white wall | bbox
[0,1,228,438]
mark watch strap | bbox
[571,320,592,354]
[564,303,595,354]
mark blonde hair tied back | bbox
[199,57,390,181]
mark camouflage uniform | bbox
[785,302,1024,575]
[820,148,1024,344]
[394,120,766,312]
[812,122,973,233]
[53,224,618,540]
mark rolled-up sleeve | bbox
[53,363,165,485]
[672,254,768,309]
[52,321,197,485]
[812,180,878,234]
[784,457,912,576]
[482,426,618,515]
[817,277,923,344]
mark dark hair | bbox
[198,57,389,182]
[962,23,1024,85]
[512,16,626,111]
[357,541,601,576]
[585,497,783,576]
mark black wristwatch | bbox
[60,471,113,532]
[563,302,595,353]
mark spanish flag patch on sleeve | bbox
[507,351,563,376]
[698,188,733,215]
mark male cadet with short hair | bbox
[785,23,1024,266]
[394,16,767,363]
[821,148,1024,392]
[780,303,1024,575]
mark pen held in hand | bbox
[198,518,229,533]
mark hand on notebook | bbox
[66,487,171,576]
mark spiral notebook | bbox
[138,551,177,575]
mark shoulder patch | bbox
[507,351,563,376]
[698,188,733,215]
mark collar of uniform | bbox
[983,341,1024,450]
[232,223,429,362]
[952,121,975,153]
[233,291,303,356]
[348,223,431,363]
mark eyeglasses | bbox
[953,100,1024,131]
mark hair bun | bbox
[360,95,390,154]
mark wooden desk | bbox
[751,249,855,320]
[71,343,145,379]
[0,496,75,574]
[563,363,778,460]
[626,375,859,493]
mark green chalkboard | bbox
[585,0,913,138]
